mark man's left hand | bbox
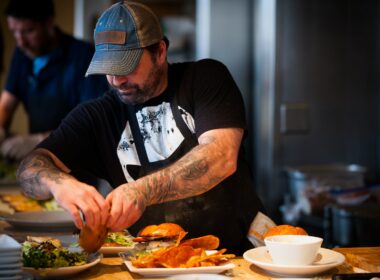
[106,182,147,231]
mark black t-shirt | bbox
[38,59,263,254]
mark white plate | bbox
[0,256,21,264]
[0,252,21,258]
[0,275,22,280]
[243,247,345,276]
[167,274,231,280]
[0,263,22,269]
[0,211,75,231]
[22,253,102,278]
[0,235,21,253]
[99,245,135,255]
[0,269,22,275]
[124,261,235,277]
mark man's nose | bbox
[110,75,128,87]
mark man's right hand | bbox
[0,127,6,144]
[17,148,110,231]
[49,179,110,231]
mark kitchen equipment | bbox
[324,204,380,247]
[285,164,366,203]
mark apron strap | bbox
[126,105,150,166]
[170,98,195,140]
[170,62,197,140]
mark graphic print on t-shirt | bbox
[117,102,195,182]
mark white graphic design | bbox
[117,102,195,182]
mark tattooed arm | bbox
[17,148,109,230]
[106,127,243,231]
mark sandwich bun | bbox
[264,224,308,238]
[137,223,185,240]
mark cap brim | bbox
[85,48,144,76]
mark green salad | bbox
[22,239,88,268]
[104,232,135,247]
[0,157,17,180]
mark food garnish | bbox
[22,236,87,269]
[103,231,135,247]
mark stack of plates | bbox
[0,234,22,280]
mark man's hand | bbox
[1,133,45,160]
[106,182,147,231]
[50,180,110,231]
[17,148,110,231]
[0,127,6,144]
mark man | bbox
[17,1,264,254]
[0,0,109,160]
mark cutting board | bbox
[334,247,380,272]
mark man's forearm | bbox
[128,139,236,207]
[17,150,71,200]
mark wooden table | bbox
[67,251,376,280]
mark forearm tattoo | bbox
[137,144,225,206]
[17,152,68,199]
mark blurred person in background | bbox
[0,0,109,160]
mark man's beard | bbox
[113,61,164,105]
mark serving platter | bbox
[243,247,345,276]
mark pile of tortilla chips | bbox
[130,232,235,268]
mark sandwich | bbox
[133,222,186,251]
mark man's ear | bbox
[45,16,55,34]
[157,40,167,63]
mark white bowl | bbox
[264,235,323,266]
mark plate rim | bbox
[99,245,135,254]
[243,247,345,276]
[124,260,235,276]
[1,210,75,229]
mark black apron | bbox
[125,87,262,255]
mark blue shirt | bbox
[5,28,109,133]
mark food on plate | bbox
[103,231,135,247]
[134,222,185,241]
[263,224,308,238]
[23,236,88,268]
[130,233,235,268]
[1,194,44,212]
[133,222,186,251]
[0,193,62,212]
[0,157,17,180]
[180,235,220,250]
[79,223,108,253]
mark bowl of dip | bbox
[264,235,323,266]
